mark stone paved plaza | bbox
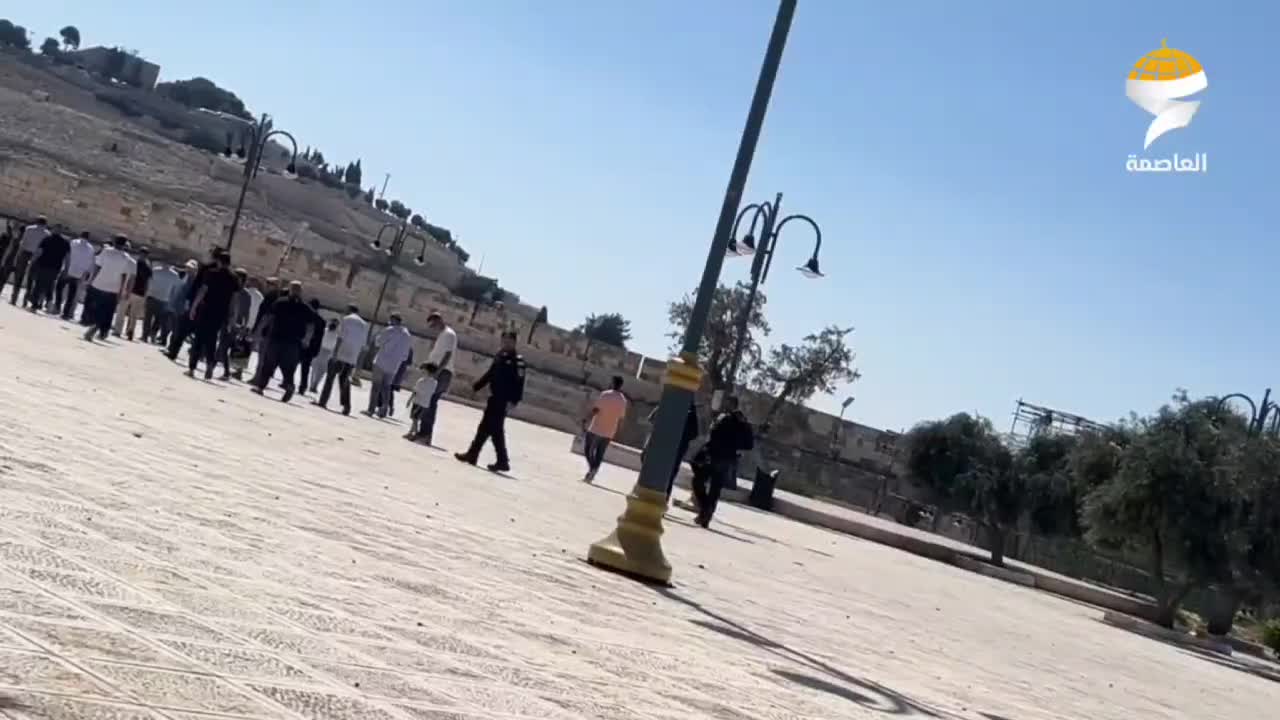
[0,306,1273,720]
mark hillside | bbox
[0,50,492,304]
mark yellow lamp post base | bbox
[586,485,673,585]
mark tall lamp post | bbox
[358,221,427,369]
[224,113,299,252]
[1215,388,1279,436]
[829,396,854,457]
[586,0,797,584]
[721,194,825,399]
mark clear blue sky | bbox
[15,2,1279,432]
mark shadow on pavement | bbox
[659,588,955,717]
[0,693,26,710]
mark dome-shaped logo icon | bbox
[1125,39,1208,149]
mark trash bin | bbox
[749,468,780,511]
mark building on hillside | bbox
[68,47,161,91]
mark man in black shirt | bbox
[298,299,326,395]
[251,280,312,402]
[26,226,70,313]
[114,247,152,340]
[455,330,527,473]
[186,250,238,380]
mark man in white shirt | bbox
[82,235,135,342]
[57,231,97,321]
[365,313,413,418]
[416,312,458,445]
[315,304,368,415]
[1,216,49,306]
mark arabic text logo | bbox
[1125,39,1207,149]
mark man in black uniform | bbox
[186,250,238,380]
[690,395,754,528]
[455,330,526,472]
[251,280,312,402]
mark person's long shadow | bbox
[0,693,26,710]
[657,587,956,717]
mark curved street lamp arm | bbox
[255,129,299,179]
[730,202,774,245]
[764,213,822,283]
[1214,393,1259,426]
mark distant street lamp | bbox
[722,192,825,394]
[1215,388,1278,436]
[586,0,797,585]
[224,113,299,252]
[358,221,427,369]
[829,396,854,457]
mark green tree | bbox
[752,326,859,427]
[1019,432,1082,536]
[0,21,31,50]
[1081,394,1246,627]
[576,313,633,351]
[59,25,80,50]
[374,197,389,212]
[904,413,1029,565]
[388,200,411,221]
[364,187,375,204]
[156,77,252,119]
[410,214,426,230]
[454,274,501,305]
[343,159,362,186]
[667,282,769,391]
[39,37,60,57]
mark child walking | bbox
[405,362,439,441]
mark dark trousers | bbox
[583,432,611,472]
[143,297,169,342]
[56,276,81,319]
[167,314,192,359]
[189,320,223,377]
[299,351,318,393]
[28,266,58,310]
[417,369,452,442]
[4,250,33,304]
[255,340,301,395]
[83,288,118,339]
[318,360,353,412]
[691,456,734,525]
[462,396,510,467]
[214,327,235,376]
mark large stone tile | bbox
[0,648,116,697]
[85,603,231,644]
[10,568,153,605]
[0,617,185,667]
[0,586,93,622]
[0,693,162,720]
[157,639,315,682]
[244,684,403,720]
[81,661,272,716]
[305,663,458,705]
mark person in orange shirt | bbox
[581,375,629,482]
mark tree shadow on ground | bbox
[1175,646,1280,683]
[658,588,957,717]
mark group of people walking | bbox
[1,216,530,474]
[3,216,754,526]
